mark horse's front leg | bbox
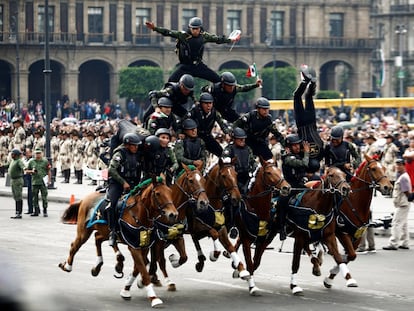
[191,234,206,272]
[323,235,358,288]
[326,234,354,284]
[58,227,93,272]
[304,243,324,277]
[290,232,305,295]
[149,241,162,287]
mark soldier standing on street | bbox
[145,17,238,83]
[233,97,285,161]
[10,117,26,152]
[201,71,262,122]
[25,148,51,217]
[8,149,25,219]
[85,131,99,185]
[71,129,84,184]
[59,131,72,184]
[0,127,10,177]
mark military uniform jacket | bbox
[146,111,179,135]
[233,110,284,146]
[324,141,361,170]
[174,137,207,169]
[108,145,142,187]
[143,146,178,178]
[26,158,50,186]
[189,105,229,138]
[8,158,25,179]
[282,151,310,188]
[222,143,257,178]
[59,138,72,170]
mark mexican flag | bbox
[246,63,257,78]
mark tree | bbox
[261,66,297,100]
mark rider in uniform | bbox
[107,133,143,246]
[174,118,207,172]
[278,134,311,240]
[144,74,196,122]
[201,71,262,122]
[324,125,361,181]
[146,97,180,135]
[145,17,237,83]
[189,92,230,157]
[233,97,285,161]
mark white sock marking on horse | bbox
[213,239,220,252]
[64,263,72,271]
[125,273,136,287]
[248,277,256,288]
[339,263,350,278]
[290,273,298,286]
[146,283,156,298]
[95,256,103,266]
[230,252,241,267]
[330,265,339,275]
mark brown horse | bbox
[59,175,178,307]
[148,163,210,290]
[190,157,249,279]
[235,159,291,295]
[323,153,393,288]
[287,166,351,295]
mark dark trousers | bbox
[107,182,123,231]
[200,135,223,157]
[168,62,221,83]
[24,174,33,213]
[246,137,273,161]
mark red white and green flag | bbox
[246,63,257,78]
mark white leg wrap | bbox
[95,256,103,266]
[290,273,298,286]
[146,283,156,298]
[65,263,72,271]
[339,263,350,278]
[330,265,339,275]
[125,273,136,287]
[230,252,241,267]
[213,239,220,252]
[248,277,255,288]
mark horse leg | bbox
[91,231,105,277]
[58,227,93,272]
[191,234,206,272]
[163,238,188,291]
[113,245,125,278]
[149,242,162,287]
[120,269,139,300]
[326,235,354,285]
[324,236,358,288]
[290,233,305,295]
[304,243,323,277]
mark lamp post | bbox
[395,24,407,97]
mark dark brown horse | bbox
[59,175,178,307]
[148,163,210,291]
[235,159,291,295]
[190,157,249,279]
[287,166,351,295]
[323,153,393,288]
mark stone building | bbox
[0,0,382,108]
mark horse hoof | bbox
[312,267,321,277]
[223,250,231,258]
[167,283,176,292]
[114,271,124,279]
[292,286,304,296]
[115,262,124,274]
[239,270,250,280]
[150,297,163,308]
[249,286,261,296]
[169,254,180,268]
[120,289,131,300]
[209,251,220,262]
[137,279,144,289]
[58,262,72,272]
[152,279,162,287]
[232,270,240,279]
[346,278,358,287]
[195,262,204,272]
[323,277,333,289]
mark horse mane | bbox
[247,164,261,191]
[204,159,218,176]
[176,164,197,179]
[354,160,367,177]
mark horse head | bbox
[354,153,393,196]
[215,157,241,207]
[145,174,178,224]
[324,167,350,198]
[174,163,209,212]
[259,158,291,197]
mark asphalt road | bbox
[1,196,413,311]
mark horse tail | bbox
[61,201,82,224]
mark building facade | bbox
[0,0,381,108]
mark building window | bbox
[88,7,103,43]
[270,11,284,45]
[38,5,55,42]
[329,13,344,37]
[182,9,197,30]
[135,8,151,44]
[227,10,241,34]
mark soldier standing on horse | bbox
[107,132,143,247]
[233,97,285,162]
[145,17,237,83]
[201,71,262,123]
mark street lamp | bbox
[395,24,407,97]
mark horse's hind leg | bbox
[59,227,93,272]
[192,235,206,272]
[290,234,305,295]
[304,243,322,277]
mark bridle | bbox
[351,159,388,192]
[175,169,207,208]
[206,163,239,201]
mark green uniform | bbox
[8,158,25,201]
[26,157,50,215]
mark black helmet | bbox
[144,135,161,152]
[188,17,203,28]
[157,97,173,108]
[182,118,197,130]
[233,127,247,139]
[199,92,214,103]
[179,74,195,91]
[221,72,237,86]
[307,158,321,173]
[330,126,344,140]
[123,133,141,145]
[256,97,270,109]
[285,134,302,145]
[11,148,21,156]
[155,128,171,137]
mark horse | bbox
[287,166,351,295]
[59,175,178,308]
[323,153,393,288]
[147,163,210,291]
[190,157,249,279]
[234,158,291,295]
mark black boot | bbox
[48,168,57,189]
[73,170,80,184]
[31,205,40,216]
[62,169,70,183]
[78,170,83,184]
[11,200,23,219]
[293,81,308,98]
[106,205,117,247]
[0,166,5,177]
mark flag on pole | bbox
[246,63,257,78]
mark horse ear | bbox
[196,161,203,171]
[259,156,266,166]
[363,152,370,162]
[377,151,383,161]
[182,163,190,172]
[160,173,166,183]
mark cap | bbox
[365,134,377,141]
[395,158,405,165]
[34,148,42,153]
